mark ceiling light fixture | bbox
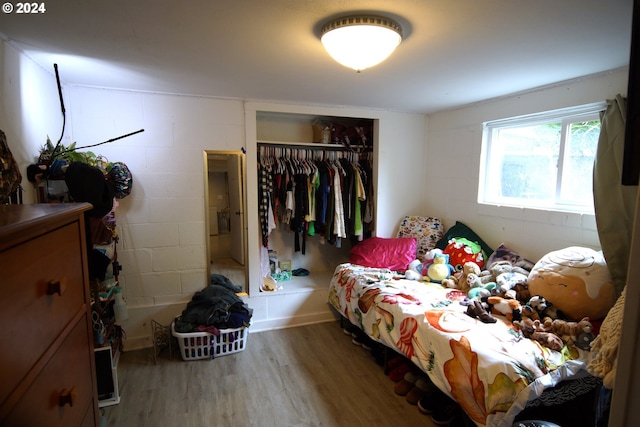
[320,15,403,72]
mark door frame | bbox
[203,150,247,292]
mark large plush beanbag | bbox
[527,247,616,320]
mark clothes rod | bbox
[257,141,370,151]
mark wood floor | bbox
[102,321,439,427]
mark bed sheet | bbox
[328,263,593,427]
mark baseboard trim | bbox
[122,308,341,352]
[248,311,339,333]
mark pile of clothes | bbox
[174,274,252,334]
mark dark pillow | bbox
[486,243,535,271]
[349,237,417,271]
[435,221,493,258]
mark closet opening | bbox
[256,142,374,293]
[204,150,247,293]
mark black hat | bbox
[64,162,114,217]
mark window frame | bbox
[478,102,606,214]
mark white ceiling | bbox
[0,0,634,113]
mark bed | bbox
[328,261,596,427]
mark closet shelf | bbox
[257,140,369,150]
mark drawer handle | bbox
[46,280,66,296]
[58,386,78,407]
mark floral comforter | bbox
[328,263,592,427]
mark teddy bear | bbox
[424,253,455,284]
[542,317,593,346]
[487,295,522,321]
[513,318,564,351]
[441,261,481,292]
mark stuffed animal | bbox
[539,302,562,322]
[513,317,536,337]
[575,331,596,351]
[423,248,443,265]
[442,261,481,292]
[528,247,616,320]
[441,277,456,289]
[465,272,483,290]
[443,238,486,270]
[512,281,531,302]
[467,280,496,299]
[487,295,522,321]
[521,305,538,321]
[521,295,548,321]
[465,299,497,323]
[530,326,565,351]
[404,259,424,281]
[479,260,528,280]
[542,317,593,346]
[478,260,529,298]
[513,317,564,351]
[495,271,528,297]
[424,253,455,284]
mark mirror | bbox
[204,150,247,293]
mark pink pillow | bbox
[349,237,417,271]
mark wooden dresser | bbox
[0,203,99,427]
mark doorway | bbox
[204,151,247,292]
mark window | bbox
[479,103,606,213]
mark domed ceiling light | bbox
[320,15,403,72]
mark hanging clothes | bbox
[258,160,273,247]
[257,145,373,249]
[331,160,346,246]
[353,161,366,240]
[314,160,331,236]
[292,173,308,253]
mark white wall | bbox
[2,83,423,349]
[0,41,68,203]
[0,41,426,349]
[4,39,628,351]
[424,68,629,262]
[376,110,430,236]
[64,86,246,348]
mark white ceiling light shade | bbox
[320,15,403,72]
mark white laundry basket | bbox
[171,321,248,361]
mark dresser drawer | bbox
[0,223,87,404]
[3,318,95,427]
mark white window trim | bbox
[479,102,607,214]
[483,102,606,128]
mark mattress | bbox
[328,263,594,427]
